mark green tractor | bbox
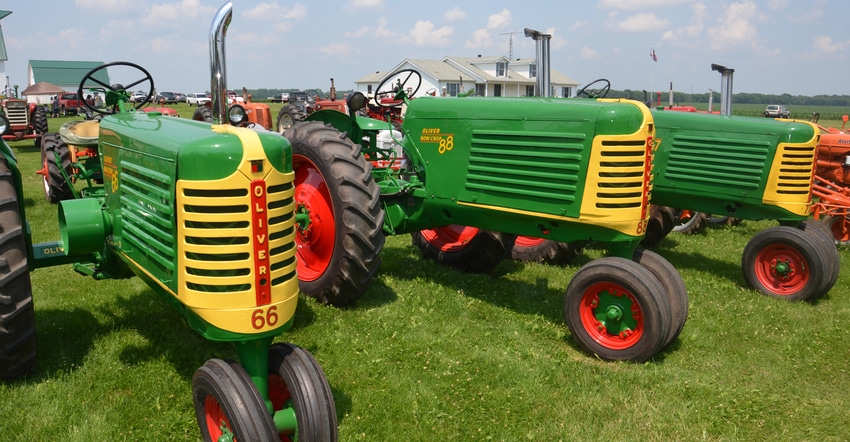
[0,4,336,441]
[649,105,839,302]
[285,69,688,363]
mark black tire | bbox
[32,106,48,147]
[564,257,671,362]
[797,220,840,294]
[192,359,278,442]
[641,205,675,247]
[0,157,37,380]
[742,226,831,301]
[40,133,74,203]
[285,121,384,305]
[632,248,688,348]
[510,236,582,264]
[411,226,515,273]
[277,104,306,134]
[821,215,850,245]
[672,210,708,234]
[193,106,213,123]
[268,343,338,442]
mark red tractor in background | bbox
[0,98,49,147]
[192,87,273,129]
[810,114,850,243]
[275,79,348,133]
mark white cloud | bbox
[706,1,761,50]
[812,36,847,54]
[142,0,217,26]
[243,3,307,21]
[570,21,589,31]
[347,16,400,40]
[319,42,355,56]
[465,28,492,49]
[348,0,383,8]
[580,46,598,59]
[617,12,670,32]
[75,0,139,15]
[443,7,466,22]
[487,9,512,30]
[409,21,454,47]
[465,9,512,49]
[599,0,691,10]
[662,3,706,44]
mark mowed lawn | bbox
[0,108,848,441]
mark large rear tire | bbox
[672,209,708,234]
[510,236,582,265]
[285,121,384,305]
[268,343,338,442]
[640,205,675,247]
[40,132,74,203]
[192,359,278,442]
[0,157,38,380]
[564,257,672,362]
[742,226,831,301]
[192,106,213,123]
[411,225,514,273]
[822,215,850,245]
[32,105,49,147]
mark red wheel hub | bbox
[420,225,480,252]
[578,282,643,350]
[203,395,233,440]
[293,155,335,282]
[752,243,810,296]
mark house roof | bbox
[0,11,10,62]
[356,55,579,87]
[29,60,108,89]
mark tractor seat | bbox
[59,120,100,147]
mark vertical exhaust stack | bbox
[711,63,734,115]
[524,28,551,97]
[209,2,233,124]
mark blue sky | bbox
[2,0,848,96]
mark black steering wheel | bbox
[78,61,154,115]
[374,69,422,108]
[575,78,611,99]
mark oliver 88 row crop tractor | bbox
[287,69,689,363]
[1,4,337,441]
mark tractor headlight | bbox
[347,92,367,112]
[228,104,247,126]
[0,115,8,135]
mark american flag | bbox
[650,48,658,62]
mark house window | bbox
[526,85,535,97]
[494,84,502,97]
[446,83,459,97]
[529,63,537,78]
[562,86,571,98]
[496,61,507,77]
[474,84,486,96]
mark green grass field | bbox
[1,107,849,441]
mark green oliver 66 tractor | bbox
[286,69,688,363]
[1,4,336,441]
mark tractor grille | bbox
[120,162,177,276]
[4,101,29,126]
[663,135,770,190]
[177,169,296,303]
[465,130,586,205]
[769,144,816,196]
[590,138,649,209]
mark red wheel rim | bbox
[203,395,232,440]
[269,374,296,441]
[514,236,547,248]
[752,243,810,296]
[578,282,644,350]
[293,155,335,282]
[420,225,480,252]
[828,217,850,243]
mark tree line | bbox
[611,89,850,107]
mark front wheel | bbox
[411,226,515,273]
[39,133,74,203]
[192,359,278,442]
[564,257,671,362]
[277,104,306,134]
[268,343,338,441]
[285,121,384,305]
[742,226,831,301]
[632,248,688,348]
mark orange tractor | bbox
[811,114,850,244]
